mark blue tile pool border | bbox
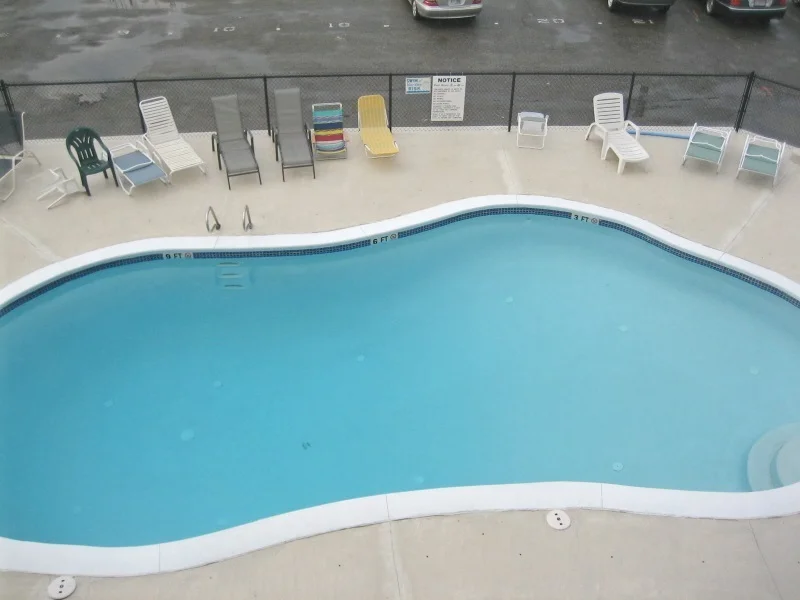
[0,254,164,319]
[598,220,800,309]
[2,207,799,319]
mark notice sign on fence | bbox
[430,75,466,122]
[405,77,431,95]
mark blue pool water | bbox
[3,214,800,546]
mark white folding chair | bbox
[737,134,785,187]
[516,112,548,149]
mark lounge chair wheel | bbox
[705,0,718,16]
[607,0,619,11]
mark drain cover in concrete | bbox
[546,510,571,530]
[48,576,76,599]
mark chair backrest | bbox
[274,88,304,135]
[139,96,180,145]
[65,127,105,166]
[211,95,245,143]
[592,93,625,130]
[358,95,388,129]
[0,111,25,157]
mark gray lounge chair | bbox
[210,95,261,189]
[273,88,315,181]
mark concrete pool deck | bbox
[2,510,800,600]
[2,128,800,598]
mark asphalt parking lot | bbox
[0,0,799,84]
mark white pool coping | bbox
[2,194,800,577]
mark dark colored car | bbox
[606,0,678,12]
[703,0,789,21]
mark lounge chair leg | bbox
[227,176,231,191]
[82,174,91,197]
[584,124,595,141]
[258,170,262,185]
[312,163,316,179]
[26,150,42,166]
[282,167,285,182]
[111,167,119,188]
[618,160,626,175]
[103,170,108,179]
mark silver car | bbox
[408,0,483,19]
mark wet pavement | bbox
[0,0,799,84]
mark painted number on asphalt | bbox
[537,18,565,24]
[213,26,236,32]
[632,19,656,24]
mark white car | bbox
[408,0,483,19]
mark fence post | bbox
[624,73,636,121]
[0,80,15,113]
[507,72,517,132]
[263,76,271,137]
[388,73,393,131]
[735,71,756,132]
[132,80,146,133]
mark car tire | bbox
[607,0,619,12]
[656,5,670,12]
[411,0,420,19]
[705,0,718,16]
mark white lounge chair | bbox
[737,134,785,187]
[682,123,731,173]
[139,96,206,181]
[585,92,649,174]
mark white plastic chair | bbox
[139,96,206,181]
[517,112,548,149]
[737,134,785,187]
[585,92,649,174]
[36,168,81,209]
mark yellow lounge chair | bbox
[357,95,399,158]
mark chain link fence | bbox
[740,77,800,146]
[1,71,797,147]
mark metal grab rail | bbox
[242,205,253,232]
[206,206,220,232]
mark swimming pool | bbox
[3,203,800,548]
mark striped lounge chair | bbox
[311,103,347,160]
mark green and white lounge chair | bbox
[737,134,785,187]
[682,123,730,173]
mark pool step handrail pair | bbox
[205,205,253,233]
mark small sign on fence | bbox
[431,75,467,122]
[405,77,431,95]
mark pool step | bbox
[747,422,800,491]
[215,262,251,289]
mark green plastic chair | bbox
[65,127,118,196]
